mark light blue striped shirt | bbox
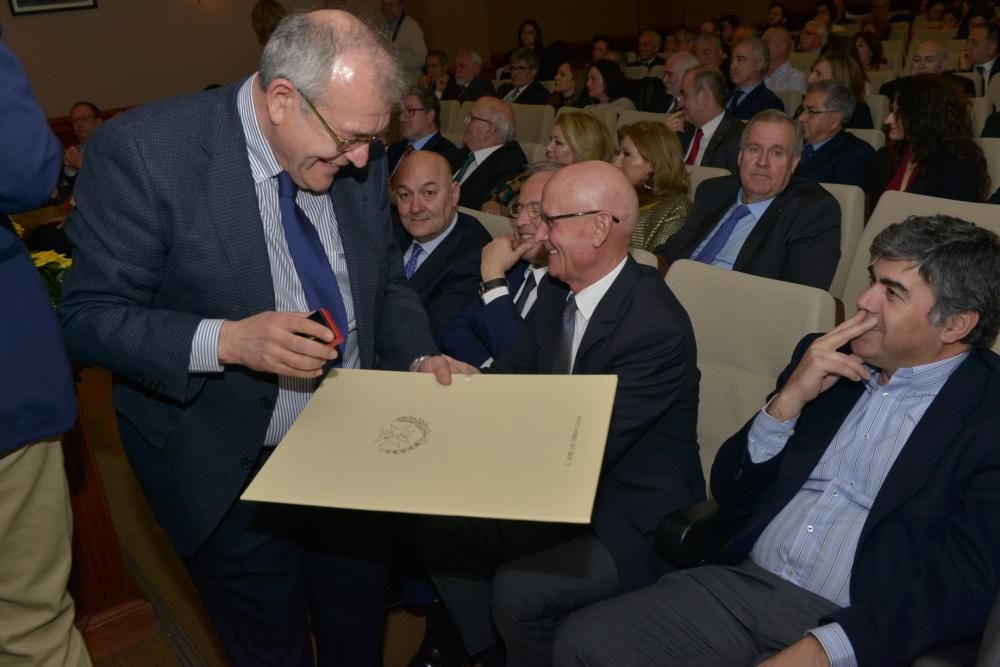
[688,192,776,269]
[188,74,361,446]
[747,351,968,667]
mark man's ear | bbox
[940,309,980,345]
[591,211,615,247]
[264,77,297,125]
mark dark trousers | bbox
[553,560,840,667]
[418,517,620,666]
[184,452,388,666]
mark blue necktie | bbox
[404,244,423,279]
[802,144,816,160]
[693,204,751,265]
[276,171,349,360]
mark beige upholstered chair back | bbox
[970,98,994,138]
[820,183,866,299]
[457,206,512,238]
[976,138,1000,198]
[866,70,897,94]
[556,106,620,146]
[845,128,886,150]
[840,191,1000,354]
[866,94,890,129]
[519,141,547,165]
[510,103,555,146]
[774,90,803,117]
[629,247,659,269]
[617,110,670,130]
[788,51,817,74]
[685,165,731,199]
[665,260,838,486]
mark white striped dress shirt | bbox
[746,351,968,666]
[189,74,361,446]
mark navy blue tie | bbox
[802,144,816,160]
[276,171,349,360]
[693,204,750,265]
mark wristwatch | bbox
[478,278,507,296]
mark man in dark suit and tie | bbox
[452,97,527,210]
[961,25,999,94]
[794,80,874,188]
[556,215,1000,667]
[659,109,841,290]
[727,37,785,121]
[442,164,559,366]
[387,87,460,177]
[495,48,550,105]
[880,41,977,99]
[676,65,744,173]
[442,50,495,103]
[415,161,703,667]
[58,11,472,665]
[393,151,490,343]
[627,30,667,69]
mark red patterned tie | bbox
[685,128,704,166]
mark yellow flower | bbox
[31,250,72,270]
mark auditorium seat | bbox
[519,141,546,164]
[975,138,1000,195]
[846,127,886,150]
[510,103,555,145]
[664,260,837,483]
[458,205,512,238]
[820,182,866,298]
[773,90,802,117]
[788,52,816,74]
[629,247,658,269]
[866,70,897,94]
[617,109,668,129]
[685,165,730,199]
[557,105,619,143]
[866,93,889,128]
[970,97,994,137]
[439,100,459,139]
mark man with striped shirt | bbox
[59,10,470,666]
[556,215,1000,667]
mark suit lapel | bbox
[732,187,789,271]
[702,114,734,164]
[201,90,275,316]
[680,179,738,258]
[409,222,463,291]
[574,258,639,371]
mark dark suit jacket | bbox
[494,258,704,592]
[864,148,985,206]
[387,132,460,175]
[394,212,491,343]
[711,336,1000,666]
[442,261,538,366]
[795,129,875,188]
[846,100,874,129]
[495,80,550,105]
[627,55,666,68]
[680,112,743,173]
[727,83,785,121]
[879,72,976,100]
[452,142,527,210]
[983,110,1000,138]
[658,175,841,290]
[58,82,437,556]
[443,76,495,103]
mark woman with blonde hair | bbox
[613,122,691,251]
[808,53,874,128]
[481,111,614,214]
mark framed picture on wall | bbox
[8,0,97,15]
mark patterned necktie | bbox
[685,128,704,166]
[514,270,537,316]
[404,244,423,279]
[453,152,476,182]
[276,171,349,359]
[551,295,578,374]
[802,144,816,160]
[693,204,751,265]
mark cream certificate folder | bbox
[241,369,618,523]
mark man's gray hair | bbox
[741,109,804,156]
[870,215,1000,348]
[737,36,770,74]
[807,79,855,125]
[510,47,540,70]
[489,105,516,142]
[460,50,483,67]
[260,12,405,105]
[404,86,441,128]
[640,29,663,49]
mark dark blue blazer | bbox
[394,212,491,343]
[727,83,784,121]
[442,260,537,366]
[442,76,495,103]
[58,81,437,556]
[711,335,1000,666]
[494,258,704,592]
[794,130,875,188]
[0,41,76,453]
[452,142,528,211]
[495,80,551,105]
[679,112,744,173]
[387,132,461,175]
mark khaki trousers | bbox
[0,438,91,666]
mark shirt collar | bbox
[410,131,439,151]
[238,73,283,184]
[700,110,726,134]
[737,80,763,95]
[572,256,628,321]
[412,212,458,257]
[863,350,969,392]
[472,143,505,163]
[736,189,777,220]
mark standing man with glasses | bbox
[451,96,526,210]
[415,160,702,667]
[59,10,472,665]
[387,86,459,178]
[794,80,874,188]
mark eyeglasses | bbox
[795,105,838,117]
[464,113,494,125]
[400,107,426,117]
[540,209,621,227]
[509,202,543,219]
[300,91,381,153]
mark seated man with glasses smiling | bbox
[417,160,702,667]
[451,96,527,210]
[387,86,459,178]
[794,80,874,188]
